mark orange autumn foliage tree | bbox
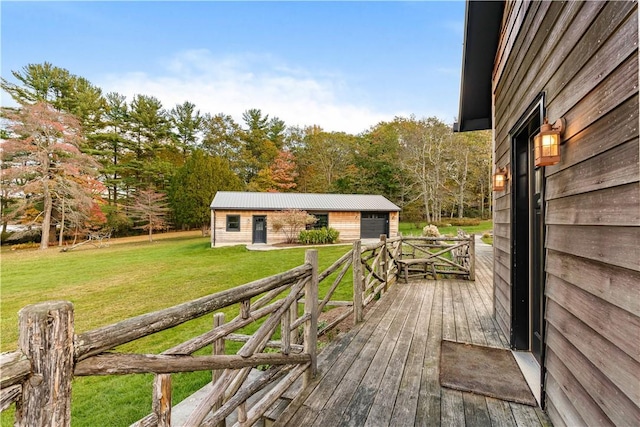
[1,102,102,249]
[248,150,298,192]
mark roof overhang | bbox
[454,1,504,132]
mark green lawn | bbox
[1,237,352,426]
[398,219,494,237]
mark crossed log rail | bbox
[0,234,473,426]
[1,251,318,427]
[397,235,475,282]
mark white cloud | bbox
[97,49,400,134]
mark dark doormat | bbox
[439,340,537,406]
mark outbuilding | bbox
[210,191,400,247]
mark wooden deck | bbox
[274,241,551,427]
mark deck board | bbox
[275,239,549,427]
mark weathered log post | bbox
[237,401,247,425]
[281,304,291,355]
[213,313,226,380]
[352,240,364,324]
[152,374,171,427]
[380,234,388,293]
[213,312,226,427]
[469,234,476,281]
[303,250,318,387]
[240,299,251,319]
[16,301,74,427]
[289,300,299,345]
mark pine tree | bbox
[168,150,243,234]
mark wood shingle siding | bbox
[489,1,639,425]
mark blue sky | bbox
[1,1,466,134]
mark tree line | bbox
[1,62,492,249]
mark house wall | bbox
[328,211,360,241]
[211,210,399,246]
[389,211,399,237]
[493,2,639,425]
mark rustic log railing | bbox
[0,234,474,426]
[396,234,475,281]
[1,251,318,427]
[353,235,403,322]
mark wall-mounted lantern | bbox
[534,117,565,167]
[493,167,508,192]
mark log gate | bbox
[0,234,474,426]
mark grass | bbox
[398,219,494,237]
[1,222,491,425]
[1,235,352,426]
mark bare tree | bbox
[270,209,316,243]
[129,188,169,242]
[398,116,451,223]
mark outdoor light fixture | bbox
[534,117,565,167]
[492,167,508,192]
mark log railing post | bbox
[303,250,318,387]
[469,234,476,281]
[240,300,250,319]
[238,401,247,426]
[17,301,74,427]
[213,312,226,427]
[152,374,171,426]
[352,240,364,324]
[281,305,291,355]
[289,301,299,345]
[380,234,388,293]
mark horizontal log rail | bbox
[397,235,475,281]
[0,385,21,412]
[0,351,30,389]
[75,264,312,360]
[1,234,475,426]
[74,353,311,376]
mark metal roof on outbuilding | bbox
[210,192,401,212]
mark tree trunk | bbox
[39,179,52,250]
[58,197,65,247]
[480,181,485,219]
[422,184,431,223]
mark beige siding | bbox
[389,211,399,237]
[493,1,639,425]
[211,210,262,245]
[328,211,360,241]
[211,210,399,246]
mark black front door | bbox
[511,109,545,365]
[252,216,267,244]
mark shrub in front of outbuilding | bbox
[299,227,340,245]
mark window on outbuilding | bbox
[226,215,240,231]
[307,213,329,230]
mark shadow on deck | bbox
[272,243,551,427]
